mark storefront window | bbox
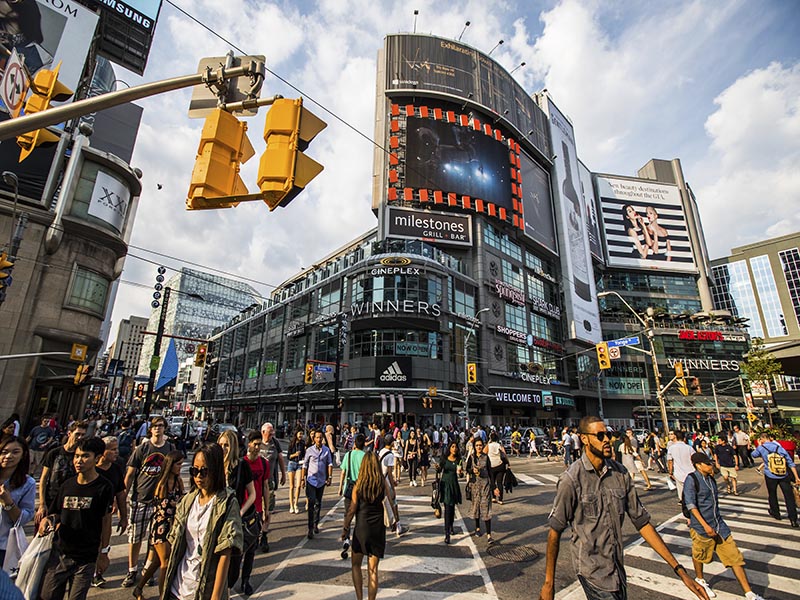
[349,329,442,359]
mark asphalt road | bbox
[46,451,800,600]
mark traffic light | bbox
[674,361,688,395]
[304,362,314,384]
[16,62,73,162]
[0,251,14,302]
[186,108,255,210]
[194,344,208,367]
[467,362,477,384]
[595,342,611,370]
[258,98,326,210]
[136,384,145,398]
[73,364,92,386]
[674,361,685,378]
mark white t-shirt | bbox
[562,432,572,448]
[487,441,504,467]
[379,448,395,477]
[667,442,694,483]
[171,495,216,600]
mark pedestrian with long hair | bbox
[342,452,393,600]
[404,430,420,486]
[436,441,462,544]
[466,438,498,542]
[486,431,507,504]
[0,436,35,569]
[418,430,431,486]
[621,435,652,490]
[217,431,256,593]
[286,429,306,514]
[132,450,184,600]
[160,444,242,600]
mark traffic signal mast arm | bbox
[0,62,264,142]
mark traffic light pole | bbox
[144,287,170,418]
[0,63,263,141]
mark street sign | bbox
[747,413,757,422]
[608,346,621,360]
[607,336,640,348]
[315,365,333,373]
[1,50,30,118]
[70,343,88,361]
[189,55,265,118]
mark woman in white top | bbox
[486,431,507,504]
[161,443,242,600]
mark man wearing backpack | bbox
[751,432,799,527]
[683,452,765,600]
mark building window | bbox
[506,343,528,372]
[351,273,443,305]
[501,259,524,289]
[530,313,558,340]
[451,278,476,315]
[750,255,787,337]
[317,281,342,315]
[484,223,522,261]
[504,303,527,331]
[711,262,764,338]
[315,325,339,363]
[65,266,109,315]
[349,329,442,359]
[286,336,308,370]
[779,248,800,330]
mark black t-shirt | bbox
[229,460,255,517]
[714,444,737,468]
[43,446,76,507]
[98,461,126,496]
[28,425,54,450]
[49,475,114,563]
[127,440,175,503]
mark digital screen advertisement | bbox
[519,152,557,255]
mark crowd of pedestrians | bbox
[0,411,797,600]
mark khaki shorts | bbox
[719,466,737,479]
[690,529,744,567]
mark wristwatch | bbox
[100,545,111,554]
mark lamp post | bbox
[597,291,669,435]
[464,307,490,429]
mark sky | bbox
[106,0,800,344]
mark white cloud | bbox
[696,61,800,256]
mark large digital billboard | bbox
[596,176,696,272]
[406,116,511,211]
[541,96,600,343]
[519,152,557,255]
[579,161,603,262]
[385,34,550,159]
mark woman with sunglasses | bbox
[133,451,184,599]
[160,443,242,600]
[217,431,256,594]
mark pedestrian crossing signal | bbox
[422,397,433,409]
[467,362,477,384]
[136,383,145,398]
[304,362,314,384]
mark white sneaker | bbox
[745,592,765,600]
[695,578,717,598]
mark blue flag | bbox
[155,338,179,391]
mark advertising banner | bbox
[386,206,472,246]
[578,161,603,262]
[519,151,558,254]
[604,377,650,397]
[88,171,130,233]
[541,96,600,343]
[375,356,413,388]
[384,34,550,158]
[492,388,543,406]
[405,116,512,211]
[596,176,696,272]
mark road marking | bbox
[514,473,544,486]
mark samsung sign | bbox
[386,206,472,247]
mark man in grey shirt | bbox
[538,416,709,600]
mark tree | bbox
[740,338,783,426]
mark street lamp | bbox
[597,291,669,435]
[464,307,490,429]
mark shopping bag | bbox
[15,531,53,600]
[667,478,677,491]
[3,518,29,576]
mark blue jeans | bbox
[578,575,627,600]
[564,447,573,466]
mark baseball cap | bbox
[691,452,713,466]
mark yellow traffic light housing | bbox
[0,252,14,302]
[304,362,314,384]
[595,342,611,370]
[676,378,689,396]
[73,364,92,386]
[16,62,73,162]
[467,362,477,384]
[194,344,208,367]
[186,108,255,210]
[674,361,685,378]
[258,98,326,210]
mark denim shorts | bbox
[287,460,300,473]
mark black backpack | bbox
[680,472,704,519]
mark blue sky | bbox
[107,0,800,340]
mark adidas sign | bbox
[380,361,408,382]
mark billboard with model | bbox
[540,95,600,343]
[384,33,550,158]
[596,175,696,272]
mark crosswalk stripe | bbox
[252,580,494,600]
[281,547,481,576]
[653,532,800,566]
[516,474,544,486]
[537,474,561,483]
[624,566,744,600]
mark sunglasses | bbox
[189,466,209,478]
[582,431,611,442]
